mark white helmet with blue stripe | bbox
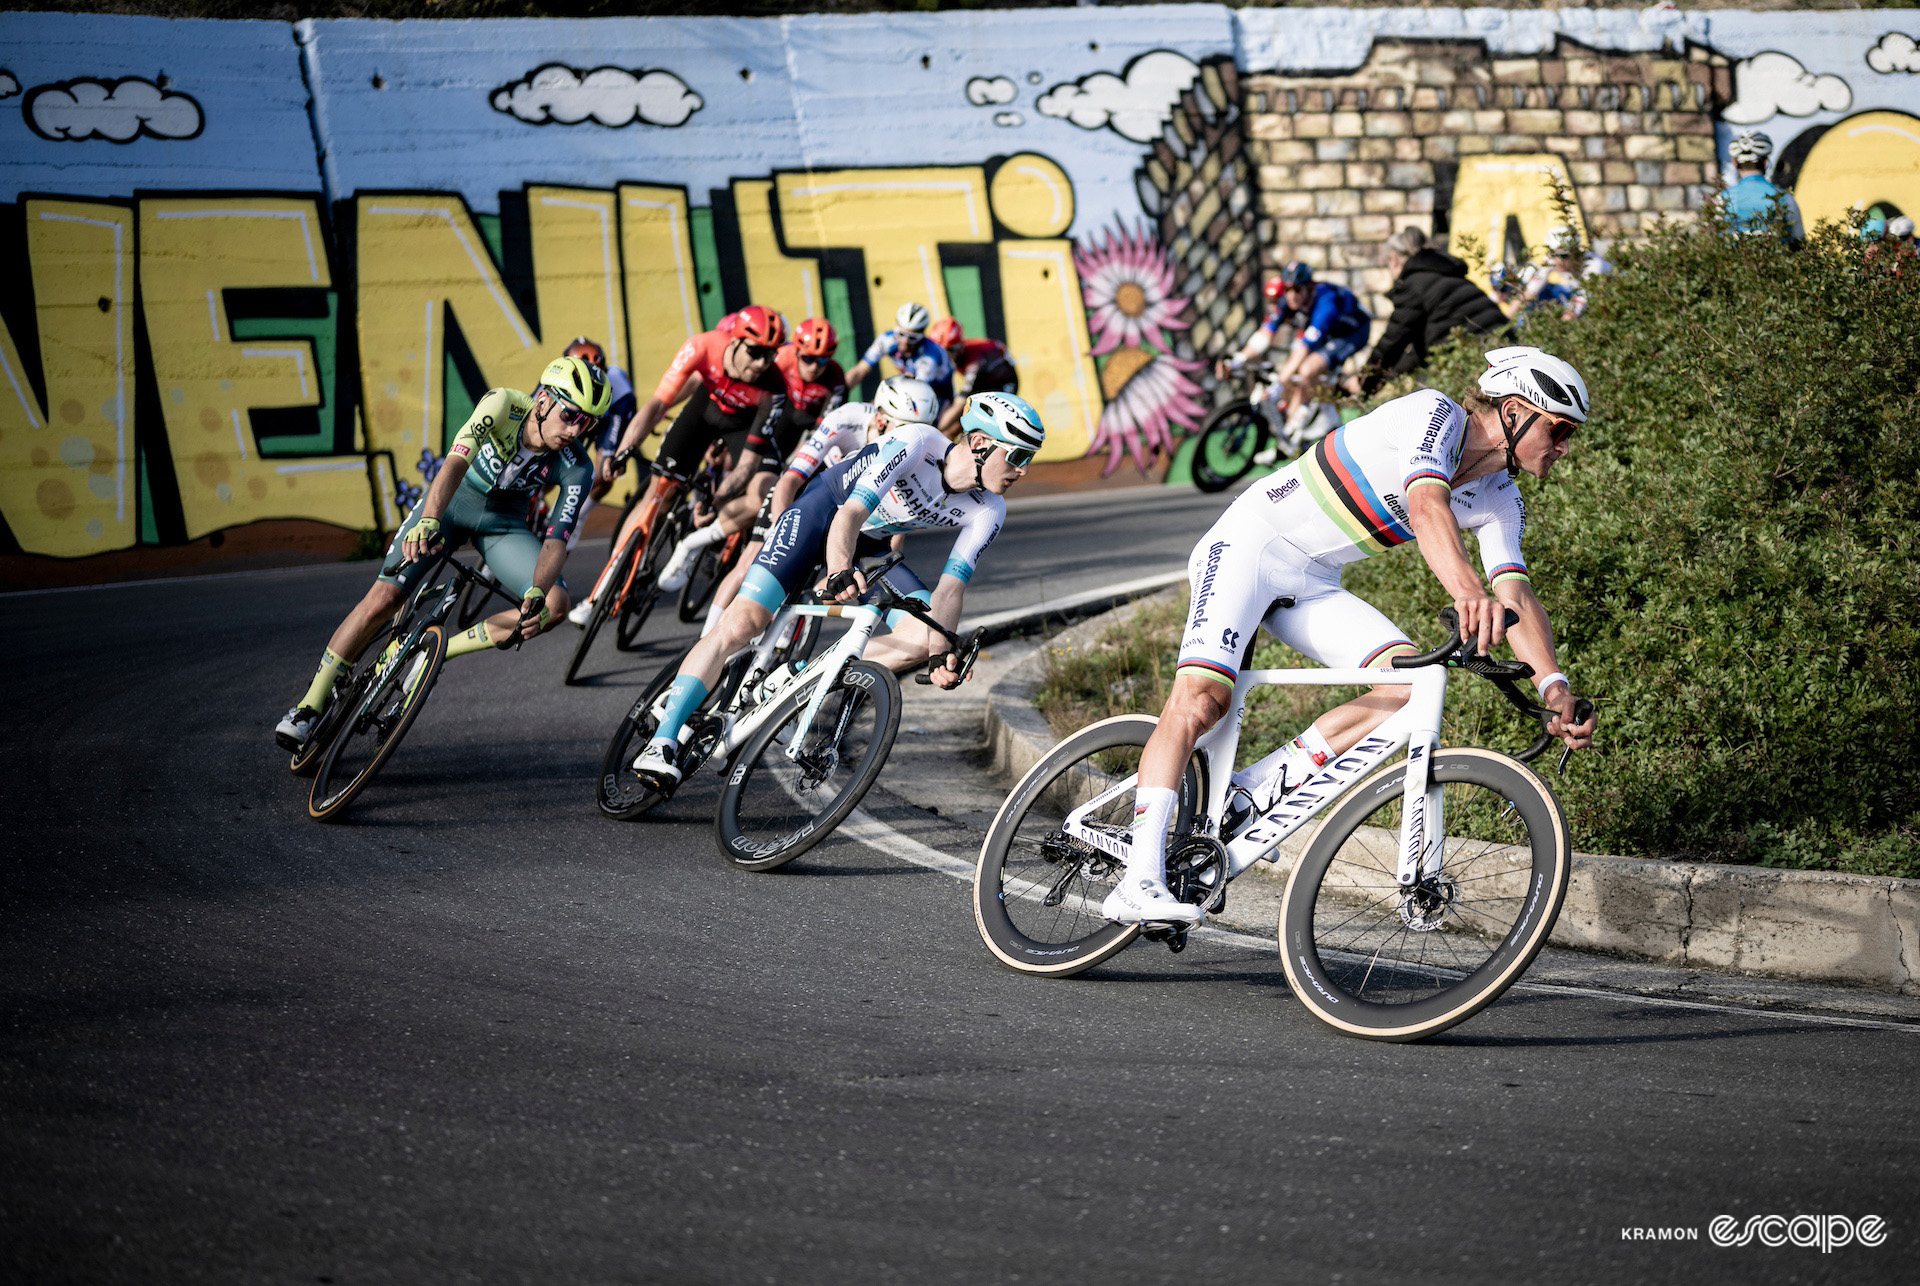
[960,392,1046,466]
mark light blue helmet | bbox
[959,391,1045,466]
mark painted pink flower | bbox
[1090,348,1209,476]
[1075,219,1192,356]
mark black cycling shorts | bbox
[652,385,776,482]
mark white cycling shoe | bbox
[631,739,683,791]
[274,705,320,753]
[565,599,595,628]
[1102,874,1206,926]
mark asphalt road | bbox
[4,488,1916,1284]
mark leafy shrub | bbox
[1046,212,1920,877]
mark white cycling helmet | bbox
[873,374,939,425]
[895,302,932,334]
[960,391,1046,465]
[1729,130,1773,167]
[1478,345,1589,424]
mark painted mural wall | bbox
[0,7,1915,581]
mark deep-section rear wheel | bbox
[1279,747,1569,1042]
[972,715,1203,977]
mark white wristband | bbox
[1535,671,1569,697]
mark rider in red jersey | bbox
[569,305,788,626]
[653,317,847,596]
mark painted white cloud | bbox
[24,76,202,142]
[965,76,1016,107]
[1866,33,1920,74]
[0,71,19,100]
[1036,51,1200,144]
[994,111,1024,128]
[490,64,702,128]
[1723,51,1853,124]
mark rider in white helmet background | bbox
[1105,345,1600,927]
[845,302,958,409]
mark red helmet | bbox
[1262,275,1286,304]
[927,317,964,349]
[564,336,607,369]
[794,316,838,358]
[731,304,787,348]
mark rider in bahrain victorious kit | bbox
[1105,345,1600,926]
[630,391,1046,796]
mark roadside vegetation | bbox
[1043,209,1920,877]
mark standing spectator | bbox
[1360,227,1508,394]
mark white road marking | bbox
[841,807,1920,1035]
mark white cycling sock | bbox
[1232,724,1334,803]
[1127,786,1179,883]
[661,522,726,581]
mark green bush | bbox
[1048,212,1920,877]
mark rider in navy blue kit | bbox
[1220,263,1372,444]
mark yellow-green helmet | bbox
[540,355,613,417]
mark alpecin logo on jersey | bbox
[1190,540,1227,627]
[1266,476,1299,503]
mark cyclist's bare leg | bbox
[862,617,936,674]
[1283,351,1332,416]
[676,596,774,693]
[1139,673,1233,794]
[325,580,408,662]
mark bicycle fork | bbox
[784,608,881,765]
[1395,669,1450,887]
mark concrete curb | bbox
[983,588,1920,996]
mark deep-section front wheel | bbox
[308,625,448,821]
[972,715,1203,977]
[714,660,901,871]
[1279,747,1569,1042]
[290,623,394,777]
[566,533,640,686]
[1190,402,1269,493]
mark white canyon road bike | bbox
[973,607,1593,1042]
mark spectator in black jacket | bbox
[1360,227,1509,394]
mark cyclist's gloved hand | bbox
[927,650,966,690]
[818,567,867,604]
[403,516,443,563]
[512,586,549,644]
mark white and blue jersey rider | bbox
[845,301,957,409]
[630,392,1046,795]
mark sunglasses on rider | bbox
[548,400,599,429]
[1545,413,1579,446]
[999,444,1035,469]
[741,342,779,362]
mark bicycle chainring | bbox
[1165,834,1230,914]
